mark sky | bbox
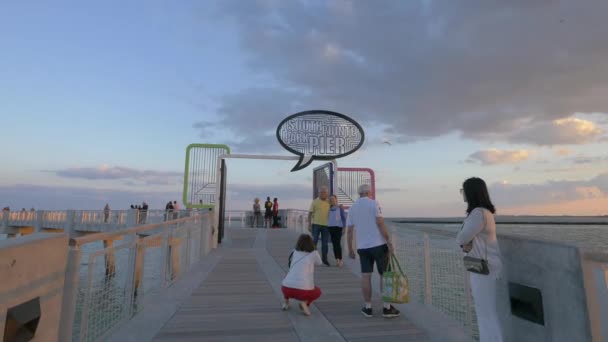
[1,0,608,217]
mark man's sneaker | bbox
[361,307,373,317]
[382,305,400,318]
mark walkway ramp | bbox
[111,228,470,342]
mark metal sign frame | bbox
[211,153,337,248]
[182,143,230,209]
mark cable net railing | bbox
[390,225,478,339]
[66,213,212,342]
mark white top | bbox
[456,207,503,278]
[346,197,386,249]
[282,250,322,290]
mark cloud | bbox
[377,187,405,193]
[198,1,608,148]
[490,172,608,207]
[466,149,530,165]
[555,148,572,156]
[227,183,311,201]
[0,184,180,210]
[50,165,183,185]
[569,154,608,164]
[505,118,604,146]
[0,182,313,211]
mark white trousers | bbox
[470,272,503,342]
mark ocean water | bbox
[386,218,608,251]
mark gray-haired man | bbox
[347,184,400,318]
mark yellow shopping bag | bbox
[382,255,410,304]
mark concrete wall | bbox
[496,235,592,342]
[0,233,69,342]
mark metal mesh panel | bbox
[391,227,478,339]
[183,144,230,208]
[336,167,375,207]
[79,243,135,342]
[165,224,191,285]
[313,163,333,198]
[70,214,209,341]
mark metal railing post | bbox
[35,210,43,232]
[65,210,76,237]
[2,209,9,231]
[423,233,432,305]
[59,245,82,341]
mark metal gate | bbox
[182,144,230,209]
[312,162,336,198]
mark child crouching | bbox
[281,234,322,316]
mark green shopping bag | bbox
[382,255,410,304]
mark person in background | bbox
[165,201,174,221]
[309,186,330,266]
[281,234,323,316]
[264,196,273,228]
[140,202,148,224]
[252,198,261,228]
[456,177,503,342]
[272,197,280,228]
[347,184,400,318]
[173,200,180,219]
[103,203,111,223]
[328,195,346,267]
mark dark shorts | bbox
[357,244,389,274]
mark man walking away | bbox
[264,196,273,228]
[347,184,400,318]
[309,186,330,266]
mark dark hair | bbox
[295,234,315,252]
[274,198,278,201]
[462,177,496,215]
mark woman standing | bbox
[327,195,346,267]
[456,177,503,342]
[252,198,261,228]
[272,197,280,228]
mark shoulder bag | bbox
[462,210,490,275]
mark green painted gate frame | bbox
[182,143,231,209]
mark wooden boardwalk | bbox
[153,229,431,342]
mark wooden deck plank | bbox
[154,231,300,342]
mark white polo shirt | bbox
[346,197,386,249]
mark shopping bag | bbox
[382,255,410,303]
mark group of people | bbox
[165,200,180,220]
[280,178,503,342]
[252,197,280,228]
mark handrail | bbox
[70,214,205,246]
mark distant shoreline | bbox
[388,216,608,225]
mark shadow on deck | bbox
[109,229,472,342]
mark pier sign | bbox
[276,110,365,171]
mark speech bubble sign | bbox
[276,110,365,172]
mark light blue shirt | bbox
[328,205,345,228]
